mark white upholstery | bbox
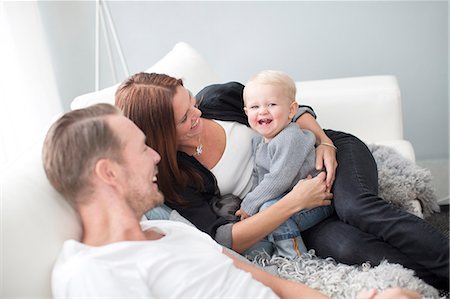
[1,42,415,298]
[296,76,415,161]
[1,139,81,298]
[71,42,220,110]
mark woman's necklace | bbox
[193,134,203,156]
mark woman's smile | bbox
[191,118,200,130]
[186,117,202,138]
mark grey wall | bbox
[38,2,95,109]
[38,1,448,161]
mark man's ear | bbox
[288,101,299,119]
[94,159,119,185]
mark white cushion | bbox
[144,42,220,95]
[296,76,403,143]
[71,42,220,110]
[1,138,81,298]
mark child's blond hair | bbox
[244,70,297,103]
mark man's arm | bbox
[357,288,421,299]
[223,250,421,299]
[222,250,329,299]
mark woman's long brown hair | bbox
[115,72,203,205]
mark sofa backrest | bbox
[1,42,414,298]
[71,42,406,148]
[1,139,81,298]
[297,75,404,144]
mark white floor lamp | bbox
[95,0,129,91]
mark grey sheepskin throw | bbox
[367,144,440,217]
[252,251,440,299]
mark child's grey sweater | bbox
[241,123,317,216]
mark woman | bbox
[115,72,448,291]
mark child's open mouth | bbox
[258,118,272,125]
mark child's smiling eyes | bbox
[248,103,278,111]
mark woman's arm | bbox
[231,172,332,253]
[296,113,338,192]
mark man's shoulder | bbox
[140,219,205,239]
[140,218,194,230]
[52,239,153,297]
[56,239,85,261]
[52,240,97,284]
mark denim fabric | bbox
[272,237,306,258]
[259,197,334,258]
[302,130,449,290]
[145,204,172,220]
[243,239,275,260]
[291,205,334,232]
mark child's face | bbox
[244,83,297,141]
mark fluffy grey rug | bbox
[368,144,440,217]
[252,251,441,298]
[247,145,443,298]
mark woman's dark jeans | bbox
[302,130,449,290]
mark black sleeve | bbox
[196,81,316,126]
[196,81,249,126]
[167,152,229,237]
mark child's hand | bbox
[235,208,250,220]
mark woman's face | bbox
[172,86,203,146]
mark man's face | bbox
[109,115,164,215]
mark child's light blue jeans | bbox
[259,196,334,259]
[145,204,172,220]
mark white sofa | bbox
[1,42,415,298]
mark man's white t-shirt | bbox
[52,220,279,298]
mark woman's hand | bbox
[230,172,332,253]
[285,172,333,213]
[315,142,338,192]
[295,113,338,192]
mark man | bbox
[43,104,419,299]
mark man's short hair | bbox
[42,103,122,204]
